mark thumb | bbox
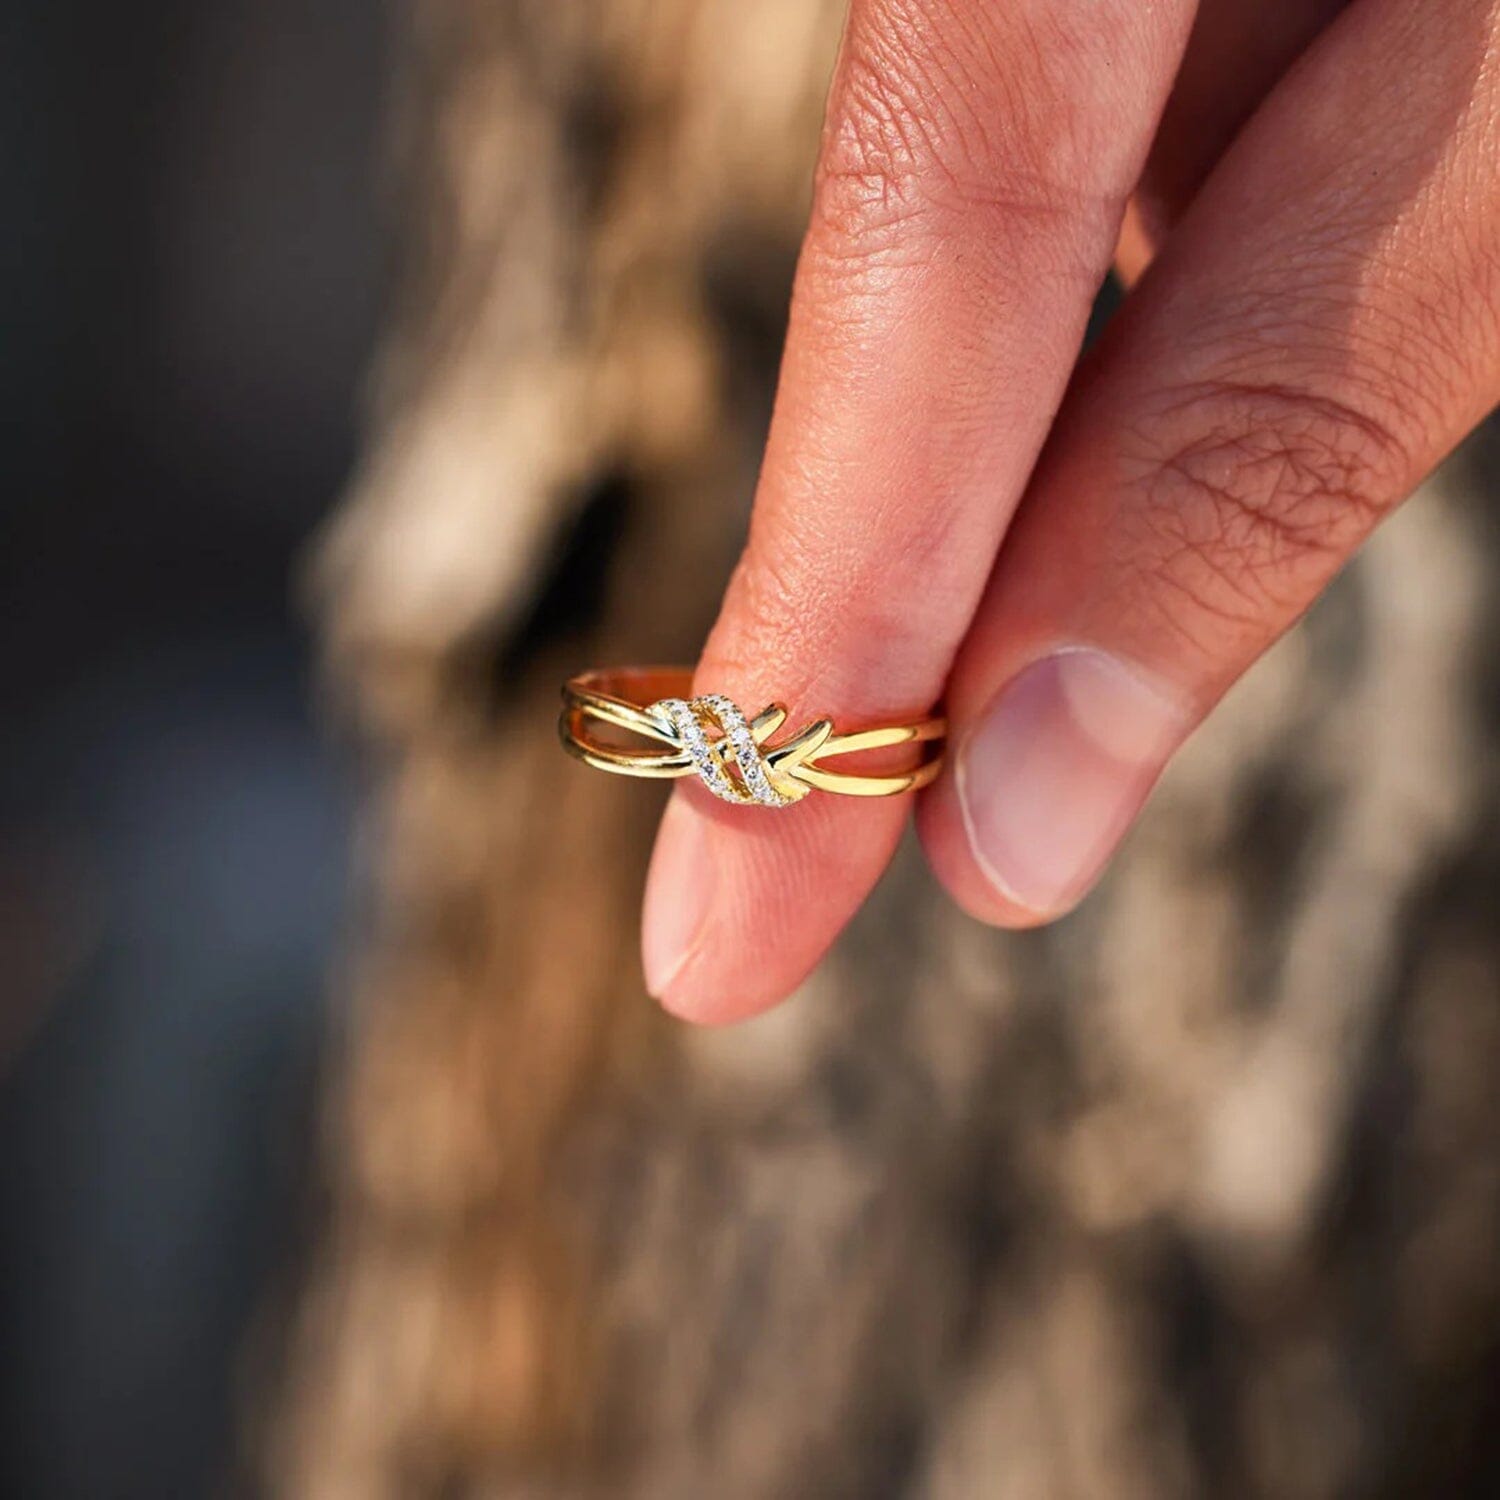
[919,0,1500,923]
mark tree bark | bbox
[265,4,1500,1495]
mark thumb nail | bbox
[957,648,1190,917]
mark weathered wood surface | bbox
[265,4,1500,1495]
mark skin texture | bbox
[642,0,1500,1024]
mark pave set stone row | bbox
[647,695,792,807]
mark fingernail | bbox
[957,649,1190,916]
[642,792,715,1002]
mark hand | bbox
[641,0,1500,1023]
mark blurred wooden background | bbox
[263,3,1500,1494]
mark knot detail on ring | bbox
[559,668,946,804]
[647,695,807,806]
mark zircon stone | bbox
[647,694,792,807]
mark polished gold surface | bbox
[560,668,945,805]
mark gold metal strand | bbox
[560,668,945,805]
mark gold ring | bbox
[559,668,945,806]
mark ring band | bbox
[559,668,945,806]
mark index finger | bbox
[643,0,1198,1022]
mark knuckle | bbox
[723,539,803,658]
[710,533,838,695]
[714,522,948,709]
[809,1,1138,269]
[1121,380,1410,644]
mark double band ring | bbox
[560,668,945,806]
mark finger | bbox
[642,0,1200,1023]
[919,0,1500,925]
[1117,0,1349,279]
